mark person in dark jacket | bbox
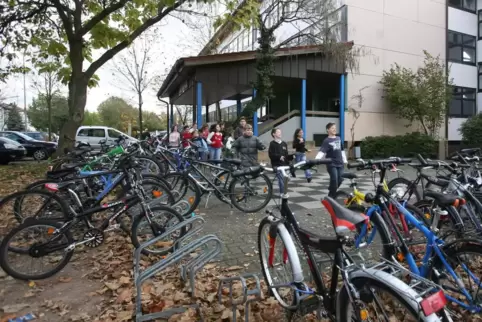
[268,128,290,195]
[232,123,266,167]
[293,128,312,183]
[315,122,347,197]
[234,117,247,139]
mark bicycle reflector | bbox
[420,290,447,316]
[44,183,59,192]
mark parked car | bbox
[0,131,57,160]
[24,131,49,141]
[75,126,137,150]
[0,137,27,164]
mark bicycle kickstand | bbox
[204,192,212,209]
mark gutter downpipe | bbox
[157,96,170,137]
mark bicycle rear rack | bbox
[217,274,263,322]
[133,216,223,322]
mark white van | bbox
[75,126,138,150]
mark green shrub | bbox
[459,114,482,147]
[360,132,437,159]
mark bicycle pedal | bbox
[298,294,322,315]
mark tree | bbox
[459,114,482,146]
[31,60,62,140]
[348,86,369,156]
[143,111,167,130]
[379,51,453,137]
[111,31,159,132]
[83,111,102,126]
[7,104,25,131]
[0,0,226,154]
[28,93,69,134]
[97,96,138,132]
[215,0,364,123]
[174,105,192,125]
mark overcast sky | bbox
[1,12,215,114]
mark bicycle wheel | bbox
[134,155,164,175]
[130,205,186,255]
[6,190,70,224]
[387,177,422,203]
[337,274,442,321]
[230,173,273,213]
[258,217,304,309]
[0,219,74,280]
[163,172,201,216]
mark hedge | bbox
[360,132,437,159]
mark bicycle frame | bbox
[358,168,481,311]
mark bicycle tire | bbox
[162,172,201,217]
[7,189,70,224]
[229,173,273,213]
[0,219,74,280]
[387,177,422,203]
[134,155,164,175]
[258,217,304,309]
[337,273,441,321]
[130,205,186,255]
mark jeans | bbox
[209,147,222,160]
[276,172,284,196]
[327,165,344,198]
[198,151,207,160]
[295,152,311,179]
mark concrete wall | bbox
[343,0,447,141]
[258,116,339,144]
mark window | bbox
[108,129,122,138]
[448,31,476,65]
[450,87,476,117]
[78,128,106,137]
[479,64,482,92]
[449,0,476,13]
[479,10,482,39]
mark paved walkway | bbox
[198,164,421,273]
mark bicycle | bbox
[257,159,450,321]
[0,153,186,281]
[348,158,482,316]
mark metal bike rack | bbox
[133,216,223,322]
[217,274,263,322]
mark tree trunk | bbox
[56,77,88,156]
[138,92,143,133]
[47,95,52,141]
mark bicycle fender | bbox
[337,268,441,322]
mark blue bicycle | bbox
[347,158,482,317]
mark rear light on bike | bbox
[152,190,163,198]
[459,198,466,205]
[452,199,459,208]
[44,183,59,192]
[420,290,447,316]
[47,227,55,235]
[188,196,195,204]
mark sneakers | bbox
[307,177,312,183]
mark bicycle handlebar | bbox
[347,157,412,169]
[264,159,332,178]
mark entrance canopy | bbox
[156,43,353,106]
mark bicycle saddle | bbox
[46,168,77,180]
[341,172,358,180]
[425,190,458,206]
[232,166,263,178]
[223,158,242,166]
[322,196,368,236]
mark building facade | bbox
[196,0,479,149]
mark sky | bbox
[0,12,215,114]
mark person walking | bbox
[232,123,266,167]
[293,128,312,183]
[269,128,290,195]
[234,117,247,139]
[207,123,223,160]
[315,122,347,197]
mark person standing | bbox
[268,128,289,195]
[234,117,246,139]
[232,124,266,167]
[181,125,192,148]
[315,122,347,197]
[192,130,208,160]
[168,125,181,148]
[293,128,312,183]
[200,124,209,140]
[207,123,223,160]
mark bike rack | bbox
[217,274,263,322]
[133,216,223,322]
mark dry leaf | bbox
[104,282,120,291]
[115,289,132,304]
[225,266,243,271]
[59,276,72,283]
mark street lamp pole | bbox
[22,49,27,128]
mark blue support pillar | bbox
[340,74,345,143]
[196,82,202,127]
[236,98,242,116]
[301,79,307,139]
[252,89,258,136]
